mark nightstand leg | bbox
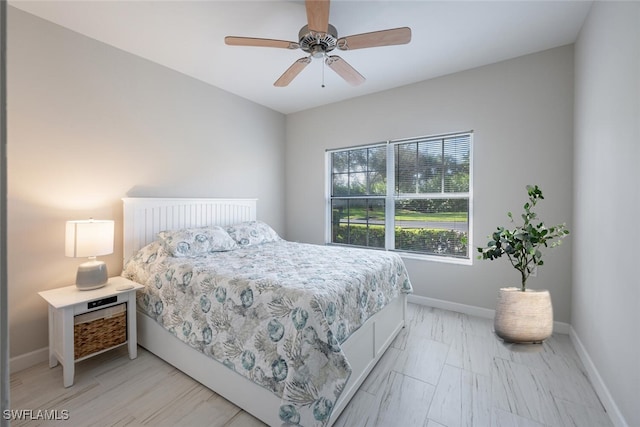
[61,309,74,387]
[48,306,58,368]
[127,297,137,359]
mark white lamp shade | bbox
[65,219,114,258]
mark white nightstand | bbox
[38,276,143,387]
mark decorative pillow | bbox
[157,226,238,257]
[225,221,281,247]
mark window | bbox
[328,132,472,261]
[330,145,386,248]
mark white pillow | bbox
[225,221,281,247]
[157,226,238,257]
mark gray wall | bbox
[7,7,285,358]
[573,2,640,426]
[286,45,574,323]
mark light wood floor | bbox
[10,304,612,426]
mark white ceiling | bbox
[11,0,593,114]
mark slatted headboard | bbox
[122,198,257,264]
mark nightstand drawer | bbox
[74,303,127,360]
[74,293,127,315]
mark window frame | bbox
[325,132,473,265]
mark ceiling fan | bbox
[224,0,411,87]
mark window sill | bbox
[396,251,473,266]
[326,243,472,266]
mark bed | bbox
[122,198,412,426]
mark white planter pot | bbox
[494,287,553,343]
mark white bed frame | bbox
[122,197,407,426]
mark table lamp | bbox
[65,219,114,290]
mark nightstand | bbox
[38,276,143,387]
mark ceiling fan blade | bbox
[306,0,330,34]
[274,57,312,87]
[325,55,365,86]
[337,27,411,50]
[225,36,299,50]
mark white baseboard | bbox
[10,346,48,374]
[570,327,628,427]
[407,294,571,335]
[408,294,495,319]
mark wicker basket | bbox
[74,303,127,360]
[494,287,553,343]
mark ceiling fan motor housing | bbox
[299,24,338,57]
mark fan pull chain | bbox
[321,55,326,88]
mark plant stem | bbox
[507,252,528,291]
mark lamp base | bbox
[76,260,108,290]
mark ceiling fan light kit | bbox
[224,0,411,87]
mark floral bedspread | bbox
[123,240,412,426]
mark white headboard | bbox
[122,198,257,264]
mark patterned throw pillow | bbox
[157,226,238,257]
[225,221,281,247]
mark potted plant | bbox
[477,185,569,343]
